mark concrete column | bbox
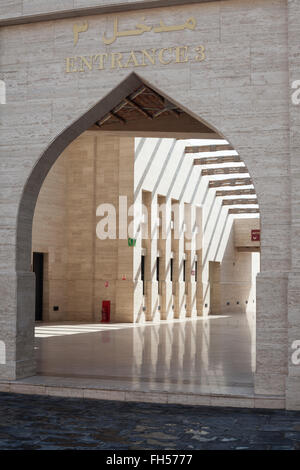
[287,271,300,409]
[201,188,219,317]
[254,271,288,397]
[286,0,300,409]
[209,261,221,314]
[286,187,300,407]
[158,197,173,320]
[143,191,159,321]
[185,204,197,318]
[0,270,36,380]
[132,191,144,323]
[172,200,185,319]
[195,207,203,316]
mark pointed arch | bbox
[16,72,229,272]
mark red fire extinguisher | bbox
[101,300,110,323]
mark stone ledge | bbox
[0,0,228,26]
[0,380,286,409]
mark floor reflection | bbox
[35,314,254,395]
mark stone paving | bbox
[0,392,299,450]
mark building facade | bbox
[0,0,300,410]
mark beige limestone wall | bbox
[200,185,260,317]
[218,232,258,315]
[234,219,260,249]
[115,136,142,323]
[32,132,136,322]
[65,133,95,321]
[32,154,67,322]
[94,134,120,323]
[209,225,260,316]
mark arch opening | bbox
[17,73,260,394]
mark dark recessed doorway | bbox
[33,252,44,322]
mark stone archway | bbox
[8,73,262,397]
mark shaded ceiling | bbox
[89,84,221,138]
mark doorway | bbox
[33,252,44,322]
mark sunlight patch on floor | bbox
[35,315,231,338]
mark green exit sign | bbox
[128,238,136,247]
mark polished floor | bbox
[34,314,255,396]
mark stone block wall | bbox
[1,0,298,408]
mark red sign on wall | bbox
[251,229,260,242]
